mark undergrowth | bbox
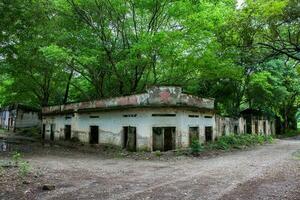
[207,134,274,151]
[190,134,274,154]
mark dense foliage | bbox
[0,0,299,131]
[190,134,274,153]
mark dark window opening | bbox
[123,126,137,151]
[50,124,55,141]
[64,125,71,140]
[123,114,137,117]
[205,126,213,142]
[189,127,199,146]
[152,114,176,117]
[152,127,176,151]
[204,116,212,118]
[189,115,199,118]
[90,116,99,118]
[90,126,99,144]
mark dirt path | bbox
[1,139,300,200]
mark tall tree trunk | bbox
[63,69,74,104]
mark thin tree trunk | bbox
[63,69,74,104]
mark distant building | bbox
[0,104,41,131]
[42,86,276,151]
[215,109,276,137]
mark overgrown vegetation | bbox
[0,0,300,131]
[211,134,274,150]
[12,152,31,177]
[190,138,204,154]
[190,134,274,155]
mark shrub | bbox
[12,152,21,165]
[190,139,204,154]
[213,134,274,151]
[11,152,31,177]
[154,150,161,157]
[19,161,31,177]
[263,135,274,143]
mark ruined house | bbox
[215,109,276,137]
[0,104,41,131]
[42,86,215,151]
[42,86,276,151]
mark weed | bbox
[12,152,21,165]
[18,161,31,177]
[190,139,204,154]
[212,134,274,151]
[12,151,31,177]
[154,150,161,157]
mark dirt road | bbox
[1,138,300,200]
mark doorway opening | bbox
[205,126,212,142]
[263,121,266,134]
[42,124,46,140]
[152,127,176,151]
[64,125,71,140]
[255,120,258,134]
[90,126,99,144]
[234,125,238,134]
[50,124,55,141]
[123,126,137,151]
[246,118,252,134]
[189,127,199,146]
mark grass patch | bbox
[198,134,274,153]
[12,151,31,178]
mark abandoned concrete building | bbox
[215,109,276,138]
[0,104,41,131]
[42,86,276,151]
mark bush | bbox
[190,139,204,154]
[12,151,31,177]
[19,161,31,177]
[213,134,274,150]
[12,152,21,165]
[154,150,161,157]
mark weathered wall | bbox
[42,86,215,115]
[0,110,10,129]
[43,107,215,151]
[16,110,40,128]
[250,118,275,135]
[215,116,275,137]
[215,116,244,137]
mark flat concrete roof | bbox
[42,86,215,115]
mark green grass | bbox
[205,134,274,151]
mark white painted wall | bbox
[43,108,215,151]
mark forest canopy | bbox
[0,0,299,131]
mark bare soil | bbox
[0,137,300,200]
